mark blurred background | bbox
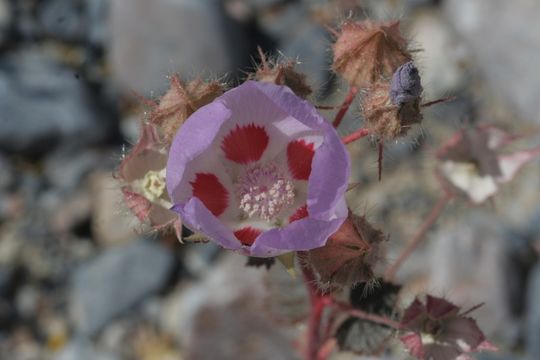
[1,0,540,359]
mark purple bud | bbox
[390,61,423,106]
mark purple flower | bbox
[390,61,423,106]
[166,81,350,257]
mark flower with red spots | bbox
[166,81,350,257]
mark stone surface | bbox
[109,0,241,94]
[0,48,113,156]
[39,0,86,42]
[444,0,540,123]
[70,239,174,336]
[56,339,121,360]
[425,211,519,342]
[90,172,139,247]
[282,23,332,96]
[160,253,299,359]
[0,0,9,44]
[526,262,540,358]
[409,10,469,98]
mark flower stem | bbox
[329,299,403,330]
[421,96,457,108]
[342,128,370,144]
[377,140,383,181]
[298,252,331,360]
[384,192,453,282]
[333,87,358,128]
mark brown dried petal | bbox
[150,75,224,143]
[333,20,411,88]
[253,55,312,98]
[117,124,166,183]
[308,213,385,289]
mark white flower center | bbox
[141,169,167,202]
[236,162,295,221]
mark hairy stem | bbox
[298,252,329,360]
[330,299,403,330]
[342,128,370,144]
[333,87,358,128]
[384,192,453,282]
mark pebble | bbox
[444,0,540,123]
[109,0,242,94]
[0,48,113,156]
[70,239,174,336]
[526,262,540,358]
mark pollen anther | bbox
[236,162,295,221]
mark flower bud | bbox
[253,55,312,98]
[332,20,411,89]
[361,81,423,140]
[150,75,224,144]
[390,61,423,106]
[307,212,385,290]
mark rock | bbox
[0,153,14,190]
[44,148,114,191]
[426,211,519,342]
[281,24,332,96]
[86,0,109,47]
[70,238,174,336]
[526,263,540,358]
[160,253,299,359]
[56,339,121,360]
[0,0,10,44]
[0,48,113,156]
[90,172,139,247]
[109,0,243,94]
[444,0,540,123]
[258,3,308,41]
[408,10,469,98]
[38,0,86,42]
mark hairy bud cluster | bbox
[332,20,411,89]
[253,52,312,99]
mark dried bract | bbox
[400,295,495,360]
[116,124,182,239]
[150,75,225,144]
[253,54,312,99]
[361,81,422,140]
[308,212,385,290]
[333,20,411,89]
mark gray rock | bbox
[44,148,113,191]
[409,10,469,98]
[281,24,332,96]
[87,0,109,47]
[0,153,14,190]
[109,0,241,94]
[56,339,121,360]
[258,3,307,41]
[0,0,9,44]
[444,0,540,123]
[426,212,516,339]
[0,48,113,156]
[70,239,174,336]
[526,263,540,358]
[39,0,86,42]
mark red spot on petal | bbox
[234,227,262,246]
[190,173,229,217]
[222,124,269,164]
[289,205,308,223]
[287,139,315,180]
